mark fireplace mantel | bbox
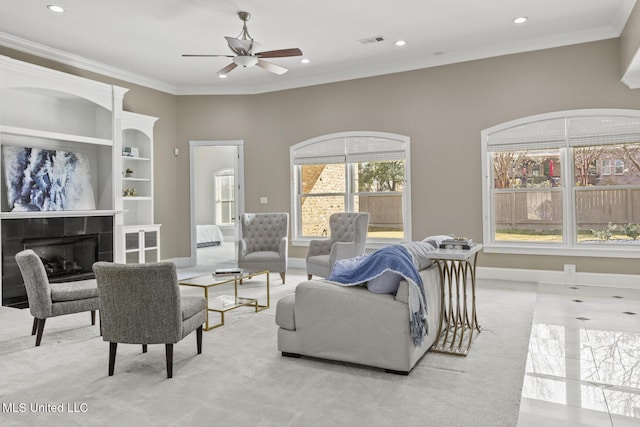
[0,210,121,219]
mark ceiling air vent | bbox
[358,35,385,45]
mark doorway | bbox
[189,140,245,268]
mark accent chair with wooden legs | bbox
[238,212,289,283]
[93,261,206,378]
[306,212,369,280]
[15,249,99,347]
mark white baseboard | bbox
[164,257,192,268]
[477,266,639,289]
[288,257,306,270]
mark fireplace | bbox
[2,216,113,308]
[24,235,99,282]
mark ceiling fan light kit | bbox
[233,55,258,67]
[182,11,303,77]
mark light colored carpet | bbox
[0,269,535,427]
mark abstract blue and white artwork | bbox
[3,145,96,211]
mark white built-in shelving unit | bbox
[120,112,161,263]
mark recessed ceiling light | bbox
[300,58,310,64]
[513,16,528,24]
[218,74,227,79]
[47,5,65,13]
[395,40,406,47]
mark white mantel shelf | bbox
[0,210,121,219]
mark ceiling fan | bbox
[182,11,303,76]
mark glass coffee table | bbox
[179,269,270,331]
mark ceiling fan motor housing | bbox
[234,55,258,67]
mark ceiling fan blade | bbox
[256,59,288,75]
[182,54,234,58]
[217,62,238,75]
[255,48,303,59]
[225,36,248,55]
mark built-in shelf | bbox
[123,178,150,182]
[122,155,150,160]
[1,125,113,146]
[122,196,152,201]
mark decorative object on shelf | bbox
[124,168,133,178]
[123,146,133,157]
[2,145,96,211]
[122,147,139,157]
[123,188,137,197]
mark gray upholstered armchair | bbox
[15,249,99,346]
[238,212,289,283]
[306,212,370,279]
[92,262,206,378]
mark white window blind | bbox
[567,116,640,147]
[293,136,405,165]
[486,118,566,152]
[487,115,640,151]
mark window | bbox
[214,168,235,226]
[291,132,411,246]
[482,110,640,258]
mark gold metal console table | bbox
[179,270,270,331]
[427,244,482,356]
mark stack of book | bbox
[214,268,242,276]
[439,238,475,250]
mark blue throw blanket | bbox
[327,245,428,346]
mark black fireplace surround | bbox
[2,216,113,308]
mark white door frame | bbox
[189,140,245,266]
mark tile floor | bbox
[517,283,640,426]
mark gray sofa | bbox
[275,265,442,374]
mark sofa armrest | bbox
[394,266,439,304]
[395,281,409,304]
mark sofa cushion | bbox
[367,270,403,295]
[244,251,281,261]
[307,254,330,266]
[50,279,98,302]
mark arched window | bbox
[214,168,235,226]
[290,131,411,246]
[482,109,640,257]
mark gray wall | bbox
[3,36,640,276]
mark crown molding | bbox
[0,32,178,95]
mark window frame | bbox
[290,131,411,248]
[214,168,235,227]
[481,109,640,259]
